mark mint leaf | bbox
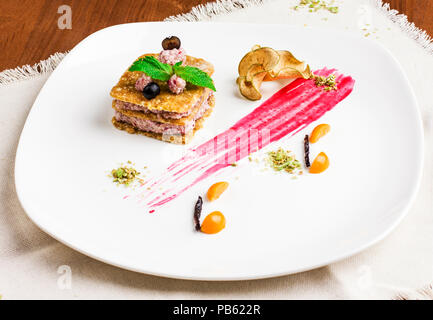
[145,56,172,74]
[173,64,216,91]
[129,56,173,81]
[129,56,216,91]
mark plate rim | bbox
[14,22,424,281]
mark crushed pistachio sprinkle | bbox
[312,74,338,91]
[267,148,302,174]
[294,0,339,14]
[111,166,141,186]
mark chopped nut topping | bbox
[294,0,339,14]
[312,74,338,91]
[111,166,140,186]
[267,148,302,174]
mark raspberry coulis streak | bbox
[143,68,355,210]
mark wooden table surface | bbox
[1,0,432,71]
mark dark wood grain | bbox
[0,0,432,71]
[0,0,213,70]
[386,0,433,36]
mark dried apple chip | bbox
[237,46,312,101]
[237,64,268,100]
[245,63,267,83]
[237,73,266,101]
[264,50,312,81]
[238,47,280,77]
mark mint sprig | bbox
[129,56,173,82]
[128,56,216,91]
[173,63,216,92]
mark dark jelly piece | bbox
[304,135,311,168]
[194,196,203,231]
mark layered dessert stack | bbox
[110,37,215,144]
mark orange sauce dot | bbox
[309,152,330,174]
[201,211,226,234]
[310,124,331,143]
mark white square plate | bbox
[15,22,423,280]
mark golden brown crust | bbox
[110,54,215,114]
[112,90,211,126]
[112,96,215,144]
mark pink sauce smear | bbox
[141,68,355,211]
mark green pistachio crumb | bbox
[111,166,140,186]
[312,74,338,91]
[266,148,302,175]
[328,6,338,14]
[293,0,339,14]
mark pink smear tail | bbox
[141,68,355,210]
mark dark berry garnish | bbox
[162,36,181,50]
[142,82,160,100]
